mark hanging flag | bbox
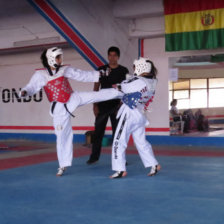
[164,0,224,51]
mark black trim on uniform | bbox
[116,114,127,140]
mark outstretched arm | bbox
[64,67,100,83]
[20,72,46,97]
[120,77,146,94]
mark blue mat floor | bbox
[0,154,224,224]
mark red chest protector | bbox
[44,76,73,103]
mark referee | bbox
[87,46,128,164]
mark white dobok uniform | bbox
[112,76,159,172]
[22,66,122,168]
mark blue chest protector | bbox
[122,92,142,109]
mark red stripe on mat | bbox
[2,148,224,171]
[0,149,89,171]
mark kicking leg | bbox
[77,88,123,106]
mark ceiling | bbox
[0,0,164,50]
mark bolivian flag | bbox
[164,0,224,51]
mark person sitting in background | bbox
[195,109,209,132]
[170,99,185,133]
[170,99,181,118]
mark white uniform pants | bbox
[112,106,159,172]
[52,88,122,168]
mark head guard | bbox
[133,57,152,76]
[46,47,63,68]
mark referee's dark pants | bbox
[89,107,119,161]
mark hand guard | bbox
[122,92,142,109]
[99,68,110,77]
[99,69,106,77]
[19,90,27,98]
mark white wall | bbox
[0,0,65,49]
[0,0,138,71]
[51,0,138,70]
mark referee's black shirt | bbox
[97,64,128,112]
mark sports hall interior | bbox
[0,1,224,224]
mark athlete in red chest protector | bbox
[20,47,122,176]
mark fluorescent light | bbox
[174,62,216,67]
[13,37,60,47]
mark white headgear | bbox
[46,47,63,68]
[133,57,152,76]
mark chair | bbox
[170,114,184,135]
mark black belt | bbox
[51,102,57,114]
[51,102,75,117]
[64,103,75,117]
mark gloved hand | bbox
[112,84,121,91]
[99,69,106,77]
[99,67,111,77]
[19,90,27,98]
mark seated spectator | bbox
[170,99,181,120]
[170,99,184,134]
[182,109,196,132]
[195,109,209,132]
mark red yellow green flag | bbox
[164,0,224,51]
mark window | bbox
[191,79,207,88]
[209,78,224,88]
[169,78,224,109]
[170,79,190,109]
[209,78,224,108]
[177,99,190,109]
[174,90,189,99]
[209,89,224,107]
[190,90,207,108]
[173,80,189,90]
